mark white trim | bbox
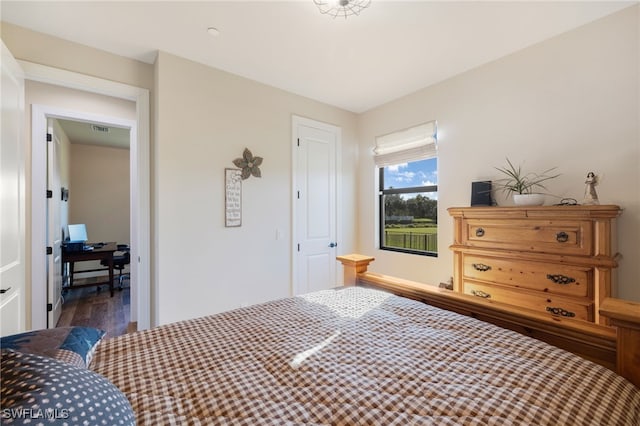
[18,61,143,102]
[22,61,152,331]
[291,119,298,296]
[31,107,47,330]
[291,115,342,294]
[335,126,343,286]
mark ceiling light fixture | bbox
[207,27,220,37]
[313,0,371,19]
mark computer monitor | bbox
[67,224,88,243]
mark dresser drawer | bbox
[462,255,591,298]
[462,219,592,256]
[463,281,593,321]
[450,205,620,325]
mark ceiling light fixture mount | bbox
[313,0,371,19]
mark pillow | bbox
[1,349,135,425]
[0,326,105,369]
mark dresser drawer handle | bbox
[545,306,576,317]
[555,231,569,243]
[475,228,485,237]
[546,274,576,285]
[471,289,491,299]
[472,263,492,272]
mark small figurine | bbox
[583,172,599,205]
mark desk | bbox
[62,242,117,297]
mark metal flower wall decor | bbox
[233,148,263,180]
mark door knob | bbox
[328,242,337,248]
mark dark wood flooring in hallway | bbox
[57,278,133,339]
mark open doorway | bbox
[23,60,152,330]
[34,108,135,337]
[50,117,132,338]
[24,61,151,332]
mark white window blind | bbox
[373,121,437,167]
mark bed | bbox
[2,280,639,424]
[92,285,638,424]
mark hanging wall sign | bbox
[225,168,242,227]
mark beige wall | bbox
[357,6,640,302]
[154,52,358,324]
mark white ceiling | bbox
[1,1,635,113]
[57,119,131,149]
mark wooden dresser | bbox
[448,205,621,324]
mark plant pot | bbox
[513,193,545,206]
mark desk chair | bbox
[101,244,130,290]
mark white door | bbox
[0,42,26,336]
[293,117,339,295]
[47,120,63,327]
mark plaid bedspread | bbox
[91,287,640,425]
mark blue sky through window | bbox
[383,158,438,190]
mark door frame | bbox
[23,60,151,331]
[46,118,63,328]
[34,106,136,326]
[291,115,342,295]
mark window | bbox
[375,122,437,256]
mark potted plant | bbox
[494,158,560,206]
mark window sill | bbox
[379,247,438,257]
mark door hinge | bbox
[297,191,300,199]
[297,243,300,252]
[46,133,52,142]
[46,247,53,255]
[46,190,53,199]
[297,138,300,147]
[47,303,53,312]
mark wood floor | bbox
[56,277,134,339]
